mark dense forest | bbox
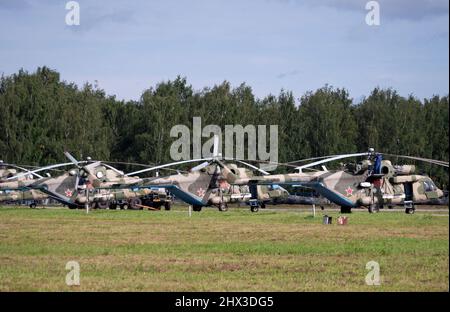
[0,67,448,189]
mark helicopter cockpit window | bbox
[423,180,437,192]
[267,185,280,191]
[344,162,365,175]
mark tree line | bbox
[0,67,448,188]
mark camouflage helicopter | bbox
[118,159,290,212]
[0,160,50,208]
[214,149,448,214]
[0,153,165,210]
[101,136,289,212]
[0,162,170,210]
[0,189,49,208]
[1,150,288,212]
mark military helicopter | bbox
[1,159,172,209]
[214,149,448,214]
[106,136,290,212]
[0,189,49,208]
[115,160,289,212]
[0,160,50,208]
[0,153,162,209]
[1,151,286,212]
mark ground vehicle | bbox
[75,188,172,210]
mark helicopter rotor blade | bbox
[381,153,449,167]
[190,161,211,172]
[64,151,80,167]
[295,152,370,171]
[1,163,44,179]
[287,155,343,165]
[100,163,125,176]
[221,157,299,169]
[6,162,75,181]
[125,158,214,176]
[97,161,190,174]
[230,159,270,175]
[290,150,449,170]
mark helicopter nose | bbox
[437,189,445,198]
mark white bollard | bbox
[188,205,192,217]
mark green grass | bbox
[0,206,448,291]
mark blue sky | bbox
[0,0,448,102]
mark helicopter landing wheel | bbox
[218,203,228,212]
[109,203,118,210]
[404,201,415,214]
[368,204,380,213]
[250,206,259,213]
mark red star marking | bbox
[219,179,230,190]
[345,186,353,197]
[65,189,73,197]
[86,180,94,189]
[196,188,206,198]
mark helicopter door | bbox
[404,182,413,201]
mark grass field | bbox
[0,205,448,291]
